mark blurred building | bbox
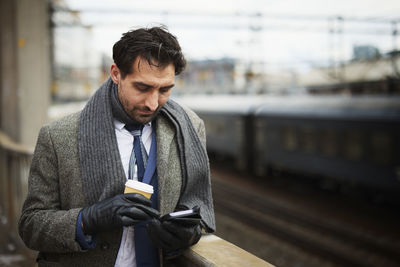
[173,59,297,95]
[173,58,236,95]
[298,47,400,95]
[353,45,381,60]
[50,0,101,102]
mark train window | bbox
[343,131,363,161]
[283,127,297,151]
[255,120,265,149]
[235,119,244,143]
[370,132,393,165]
[299,126,316,154]
[204,117,225,136]
[321,129,337,157]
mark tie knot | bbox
[125,124,143,136]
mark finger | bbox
[123,193,152,206]
[135,204,160,218]
[162,220,188,234]
[189,230,202,245]
[146,219,163,235]
[147,220,176,249]
[162,221,197,240]
[165,218,201,227]
[163,221,202,247]
[120,207,152,221]
[120,215,137,226]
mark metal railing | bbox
[0,131,33,234]
[0,130,36,266]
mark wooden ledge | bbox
[181,234,274,267]
[0,131,33,155]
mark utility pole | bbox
[392,21,398,51]
[328,16,345,83]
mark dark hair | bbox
[112,26,186,78]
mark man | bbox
[18,26,215,267]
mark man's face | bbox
[111,57,175,124]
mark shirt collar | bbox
[113,119,152,130]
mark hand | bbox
[81,193,159,235]
[146,218,202,253]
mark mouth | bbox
[137,110,154,116]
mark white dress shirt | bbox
[113,119,152,267]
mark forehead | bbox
[128,57,175,81]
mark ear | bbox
[110,64,121,84]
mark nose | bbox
[145,90,159,111]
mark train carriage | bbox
[176,95,400,192]
[253,96,400,191]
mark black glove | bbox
[146,218,202,254]
[81,193,159,235]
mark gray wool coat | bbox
[18,107,207,267]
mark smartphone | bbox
[160,206,201,224]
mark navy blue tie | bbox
[125,124,147,181]
[125,124,159,267]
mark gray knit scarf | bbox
[78,78,215,232]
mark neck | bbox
[110,81,141,125]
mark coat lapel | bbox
[156,114,182,215]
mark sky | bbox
[60,0,400,72]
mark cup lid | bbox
[125,180,153,194]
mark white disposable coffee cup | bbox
[124,180,153,199]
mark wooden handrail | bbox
[181,235,274,266]
[0,131,34,155]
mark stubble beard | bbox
[124,104,161,125]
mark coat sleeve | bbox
[196,118,207,150]
[18,125,84,253]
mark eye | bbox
[160,87,172,94]
[135,84,150,92]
